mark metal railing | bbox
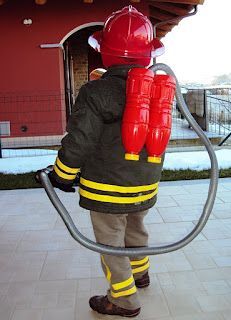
[0,87,230,159]
[0,91,66,158]
[173,86,231,146]
[206,88,231,137]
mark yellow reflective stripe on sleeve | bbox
[132,261,150,274]
[56,157,80,174]
[130,256,149,266]
[112,275,134,291]
[54,165,77,180]
[101,255,111,282]
[80,177,158,194]
[79,188,158,204]
[111,285,137,298]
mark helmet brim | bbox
[88,31,165,58]
[151,38,165,58]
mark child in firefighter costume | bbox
[38,6,176,318]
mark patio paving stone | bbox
[1,178,231,319]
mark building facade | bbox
[0,0,148,144]
[0,0,203,146]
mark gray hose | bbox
[39,63,219,256]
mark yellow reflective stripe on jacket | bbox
[111,285,137,298]
[56,157,80,174]
[79,188,158,204]
[101,256,111,282]
[130,256,149,266]
[132,261,150,274]
[54,165,77,180]
[112,275,134,291]
[80,177,158,193]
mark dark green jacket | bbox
[53,65,164,213]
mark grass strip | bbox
[0,169,231,190]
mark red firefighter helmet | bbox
[88,6,164,67]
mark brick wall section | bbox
[71,38,89,100]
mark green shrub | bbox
[0,169,230,190]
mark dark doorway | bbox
[63,25,103,119]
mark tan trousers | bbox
[90,210,149,310]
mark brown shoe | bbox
[135,272,150,288]
[89,295,141,317]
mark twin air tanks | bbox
[90,67,176,161]
[122,68,176,163]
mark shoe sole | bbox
[136,284,149,289]
[136,283,150,288]
[92,309,140,318]
[90,304,140,318]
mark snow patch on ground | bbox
[0,148,231,174]
[164,149,231,171]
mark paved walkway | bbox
[0,178,231,320]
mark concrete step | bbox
[169,136,221,147]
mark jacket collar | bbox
[102,65,143,80]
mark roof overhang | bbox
[0,0,205,38]
[148,0,205,38]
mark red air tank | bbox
[146,74,176,163]
[122,68,154,161]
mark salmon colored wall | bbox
[0,0,149,138]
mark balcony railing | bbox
[0,87,230,158]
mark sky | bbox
[1,148,231,173]
[158,0,231,85]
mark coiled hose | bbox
[39,63,219,257]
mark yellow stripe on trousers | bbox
[111,286,137,298]
[132,261,150,274]
[112,275,134,291]
[130,256,149,266]
[101,255,111,282]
